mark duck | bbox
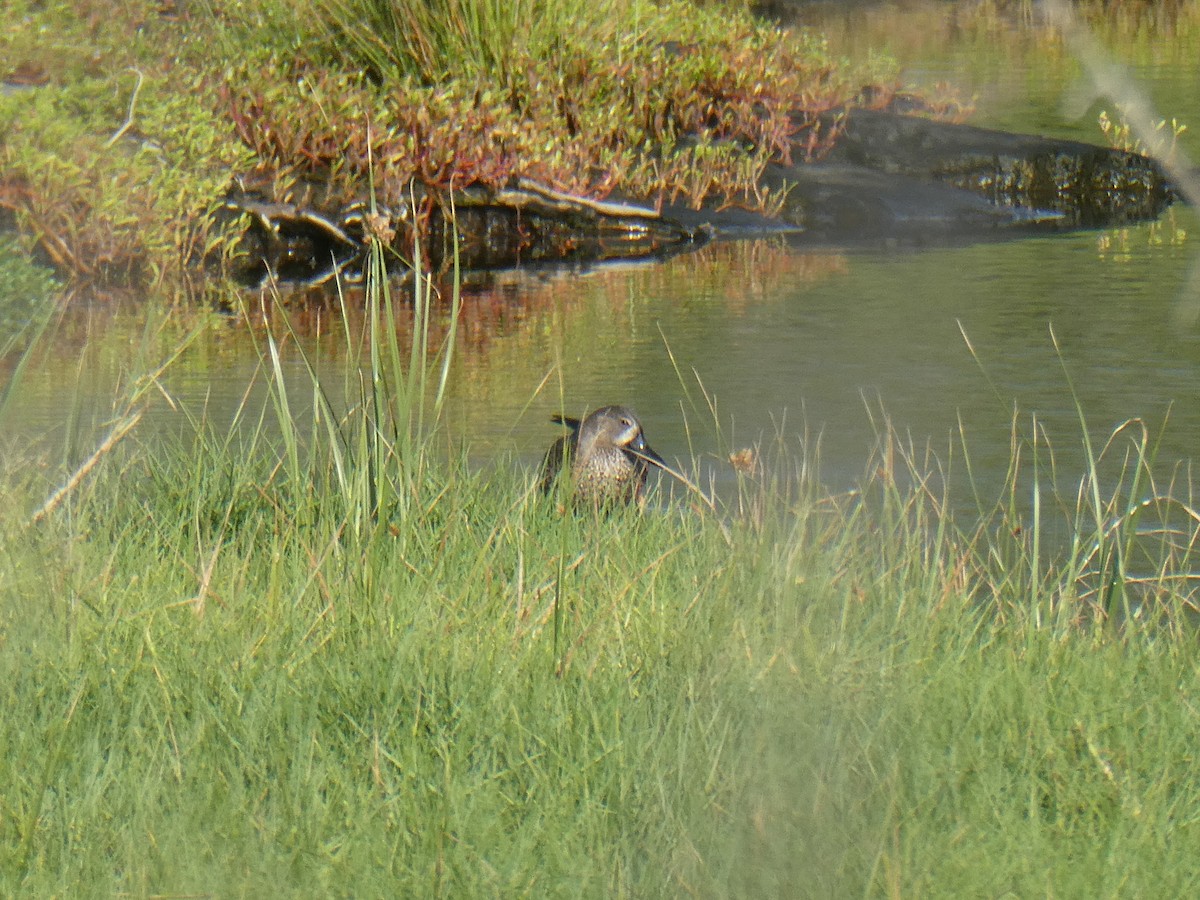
[539,405,667,505]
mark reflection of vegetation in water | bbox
[1096,205,1190,262]
[0,240,58,427]
[0,238,57,340]
[243,239,848,385]
[407,241,851,440]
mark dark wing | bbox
[539,435,572,494]
[541,415,583,494]
[551,414,582,431]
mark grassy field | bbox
[3,245,1200,896]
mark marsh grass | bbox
[313,0,618,86]
[4,253,1200,894]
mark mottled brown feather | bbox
[540,405,665,505]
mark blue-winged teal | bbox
[540,405,667,505]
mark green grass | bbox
[3,246,1200,895]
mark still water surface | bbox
[8,1,1200,523]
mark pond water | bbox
[5,0,1200,525]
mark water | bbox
[5,0,1200,524]
[437,215,1200,515]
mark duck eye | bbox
[621,417,633,427]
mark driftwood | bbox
[223,177,700,288]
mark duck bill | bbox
[630,443,668,471]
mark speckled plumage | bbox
[540,405,666,505]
